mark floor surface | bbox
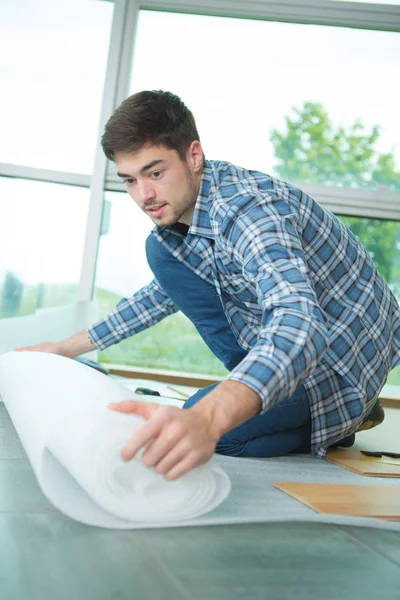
[0,389,399,599]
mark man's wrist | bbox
[59,331,98,359]
[189,379,262,439]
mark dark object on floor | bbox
[361,450,400,459]
[135,387,161,397]
[74,357,110,376]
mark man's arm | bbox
[108,379,262,480]
[87,278,178,350]
[17,278,178,357]
[190,380,262,437]
[16,330,97,358]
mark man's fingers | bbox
[152,438,191,475]
[164,453,204,481]
[119,407,172,461]
[142,421,186,468]
[108,400,160,419]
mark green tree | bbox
[373,152,400,190]
[339,217,399,284]
[270,102,400,191]
[270,102,400,286]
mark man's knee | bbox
[183,385,248,456]
[215,425,249,456]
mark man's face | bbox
[115,143,203,227]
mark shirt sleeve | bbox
[222,200,330,413]
[87,278,178,350]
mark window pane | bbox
[0,0,113,173]
[94,192,228,376]
[0,178,89,318]
[129,11,400,191]
[95,192,154,299]
[388,367,400,388]
[339,216,400,302]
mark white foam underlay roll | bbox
[0,351,230,528]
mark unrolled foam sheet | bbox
[0,351,230,528]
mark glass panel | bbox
[0,0,113,173]
[388,367,400,388]
[339,216,400,302]
[94,192,228,376]
[0,177,89,318]
[129,11,400,191]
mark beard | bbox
[162,163,198,227]
[175,164,198,224]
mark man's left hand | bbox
[107,400,219,480]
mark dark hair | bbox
[101,90,201,162]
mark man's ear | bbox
[187,141,204,173]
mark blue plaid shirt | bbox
[88,160,400,458]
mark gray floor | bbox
[1,401,400,599]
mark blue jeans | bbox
[146,234,312,457]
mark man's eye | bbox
[124,179,135,185]
[151,171,163,179]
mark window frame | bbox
[0,0,399,395]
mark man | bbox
[19,90,400,481]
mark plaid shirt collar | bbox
[187,160,215,240]
[159,160,215,241]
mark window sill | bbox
[380,384,400,408]
[104,363,400,406]
[105,363,222,388]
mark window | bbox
[0,0,113,322]
[2,2,397,393]
[339,216,400,302]
[0,0,113,173]
[95,192,153,304]
[0,177,89,318]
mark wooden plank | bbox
[273,482,400,520]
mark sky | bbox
[130,10,400,175]
[0,1,399,296]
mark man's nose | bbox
[137,180,156,203]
